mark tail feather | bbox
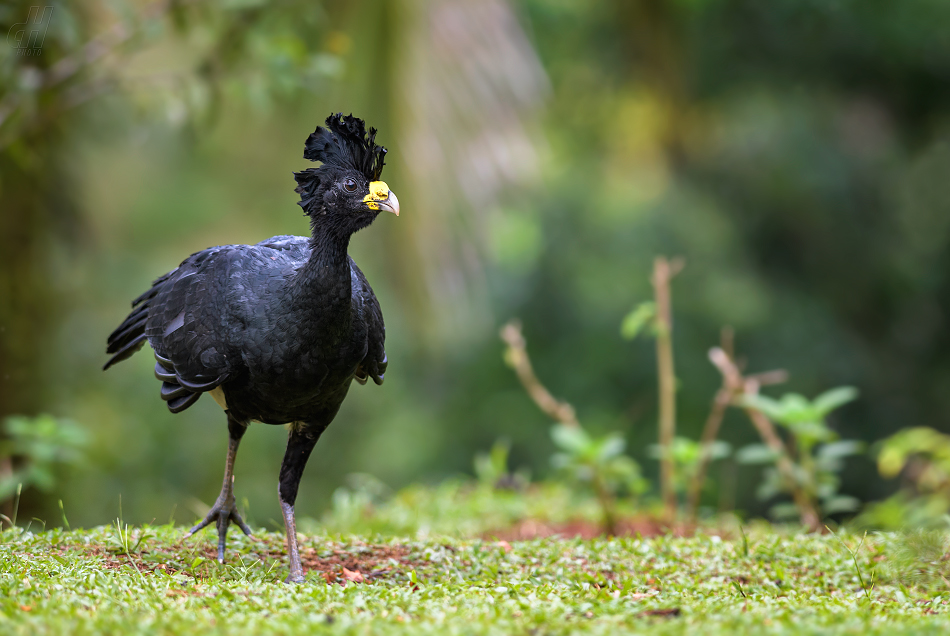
[154,354,218,414]
[105,266,216,415]
[154,361,176,382]
[167,391,201,413]
[131,271,174,307]
[106,307,147,346]
[105,316,147,354]
[102,333,147,370]
[105,270,176,370]
[160,381,192,401]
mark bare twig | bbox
[651,256,683,522]
[686,329,789,519]
[500,321,578,427]
[686,385,732,519]
[707,346,820,531]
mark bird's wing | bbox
[143,245,243,399]
[350,258,387,385]
[148,236,311,383]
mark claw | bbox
[183,503,253,563]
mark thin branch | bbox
[686,385,731,519]
[651,256,682,522]
[500,320,579,427]
[707,346,820,531]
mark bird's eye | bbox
[343,179,358,192]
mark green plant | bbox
[0,415,88,518]
[736,388,862,522]
[878,427,950,493]
[550,423,648,535]
[111,519,152,557]
[829,529,876,602]
[858,427,950,530]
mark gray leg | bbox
[280,500,304,583]
[278,423,323,584]
[184,414,253,563]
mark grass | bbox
[2,514,950,635]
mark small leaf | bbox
[550,424,589,453]
[817,440,865,461]
[812,387,859,418]
[620,302,657,340]
[769,502,801,520]
[598,434,626,460]
[706,440,732,461]
[736,443,778,465]
[822,495,860,514]
[740,394,786,422]
[777,394,814,423]
[784,419,835,443]
[342,567,364,583]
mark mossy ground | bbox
[3,518,949,635]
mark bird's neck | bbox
[291,223,353,308]
[307,221,351,268]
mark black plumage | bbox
[104,113,399,583]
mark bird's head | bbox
[294,113,399,236]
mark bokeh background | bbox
[2,0,950,530]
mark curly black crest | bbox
[304,113,387,181]
[294,113,387,213]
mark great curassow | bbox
[103,113,397,583]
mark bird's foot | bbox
[183,497,253,563]
[284,572,306,584]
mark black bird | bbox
[103,113,397,583]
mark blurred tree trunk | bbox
[615,0,688,164]
[344,0,548,349]
[1,1,84,522]
[0,146,69,419]
[0,132,71,527]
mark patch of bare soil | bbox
[62,540,415,585]
[298,544,412,585]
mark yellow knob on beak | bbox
[363,181,400,216]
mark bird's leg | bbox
[184,413,253,562]
[278,423,323,584]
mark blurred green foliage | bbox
[649,436,730,498]
[0,414,87,504]
[2,0,950,529]
[858,427,950,529]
